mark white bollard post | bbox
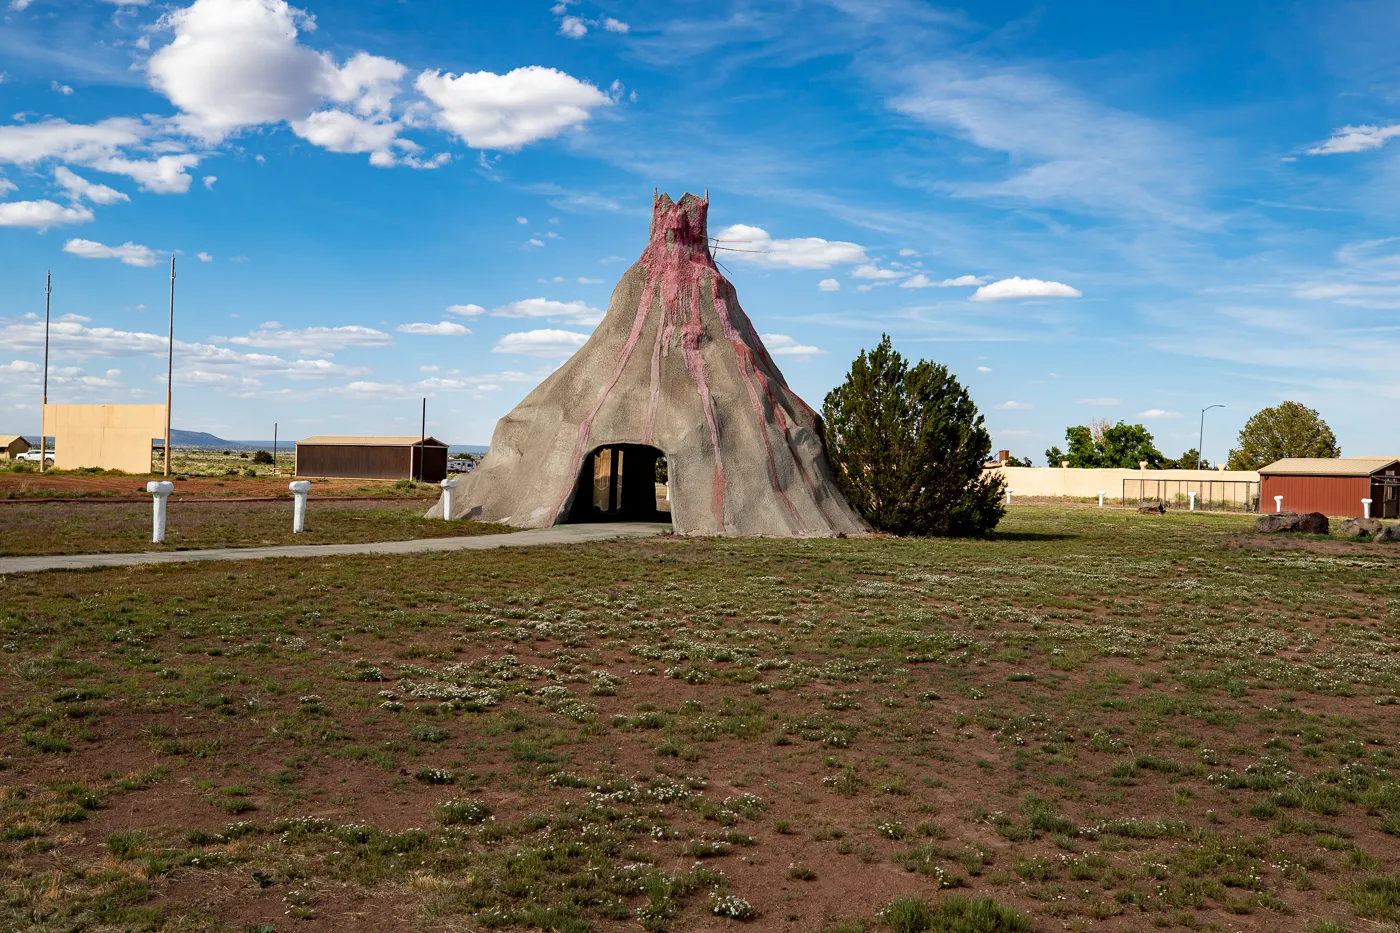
[1189,491,1197,512]
[289,480,311,533]
[1363,498,1373,519]
[146,481,174,543]
[1005,488,1012,506]
[439,477,457,520]
[1097,490,1104,508]
[1274,495,1283,513]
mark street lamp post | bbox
[1198,405,1224,470]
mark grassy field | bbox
[0,499,510,556]
[1,508,1399,932]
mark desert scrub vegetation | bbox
[0,507,1397,930]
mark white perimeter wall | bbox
[988,466,1261,500]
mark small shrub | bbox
[880,895,1029,933]
[437,798,490,825]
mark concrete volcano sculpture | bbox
[431,191,867,536]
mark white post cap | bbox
[289,480,312,494]
[440,477,457,488]
[146,481,174,496]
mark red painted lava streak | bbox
[551,194,729,527]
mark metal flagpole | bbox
[164,256,175,477]
[40,271,51,473]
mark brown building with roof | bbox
[2,435,32,459]
[295,436,449,483]
[1258,457,1400,519]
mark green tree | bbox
[1048,422,1164,468]
[822,335,1005,536]
[1162,448,1207,470]
[251,450,274,464]
[1226,401,1339,470]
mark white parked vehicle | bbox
[15,449,53,463]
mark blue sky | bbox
[2,0,1397,461]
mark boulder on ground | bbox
[1255,511,1301,533]
[1137,502,1166,514]
[1374,525,1400,544]
[1338,517,1383,538]
[1295,512,1330,534]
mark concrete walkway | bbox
[0,523,670,575]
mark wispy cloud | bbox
[492,328,589,358]
[1307,124,1400,156]
[396,321,472,336]
[713,223,868,269]
[760,333,825,356]
[971,277,1081,301]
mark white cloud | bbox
[88,155,202,194]
[416,66,610,150]
[197,251,213,262]
[0,200,94,229]
[818,278,840,291]
[493,297,603,325]
[516,216,528,224]
[220,323,392,354]
[416,368,543,390]
[559,15,588,38]
[1,360,40,374]
[995,400,1032,410]
[0,317,359,379]
[53,166,129,205]
[291,109,400,157]
[0,118,147,166]
[51,82,74,96]
[970,277,1082,301]
[203,175,217,189]
[396,321,472,336]
[900,273,986,289]
[576,276,602,284]
[976,365,991,372]
[1138,409,1181,419]
[1077,397,1121,405]
[328,380,413,399]
[851,264,903,280]
[601,17,629,33]
[493,328,589,357]
[898,248,919,257]
[713,224,868,269]
[1307,124,1400,156]
[760,333,825,356]
[0,178,14,195]
[63,238,159,266]
[524,237,545,248]
[148,0,332,141]
[445,303,486,317]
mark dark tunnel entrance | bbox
[566,444,672,524]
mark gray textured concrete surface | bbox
[0,523,670,575]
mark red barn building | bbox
[1258,458,1400,518]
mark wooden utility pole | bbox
[164,256,175,477]
[40,271,51,473]
[419,398,426,481]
